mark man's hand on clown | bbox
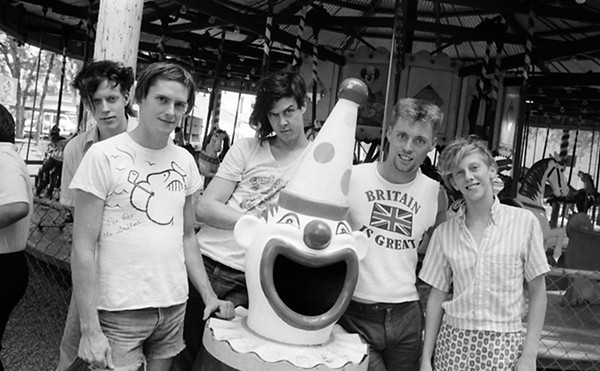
[203,297,235,320]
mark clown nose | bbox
[303,220,332,250]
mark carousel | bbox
[1,0,600,370]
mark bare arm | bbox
[420,287,447,371]
[419,186,448,254]
[196,176,242,230]
[59,141,77,207]
[515,274,547,371]
[0,202,29,228]
[71,190,113,369]
[183,196,234,319]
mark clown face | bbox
[234,206,368,345]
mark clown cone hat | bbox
[279,78,368,221]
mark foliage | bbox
[0,30,82,140]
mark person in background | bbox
[35,125,66,199]
[56,59,135,371]
[0,104,33,371]
[339,98,448,371]
[68,61,234,371]
[172,71,311,371]
[419,136,548,371]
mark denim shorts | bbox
[96,303,186,370]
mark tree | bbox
[0,30,82,140]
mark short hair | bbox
[71,60,135,117]
[0,104,15,143]
[438,136,497,191]
[389,98,444,134]
[134,62,196,114]
[249,71,307,143]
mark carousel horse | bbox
[196,127,230,187]
[568,171,599,213]
[500,156,570,262]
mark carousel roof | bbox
[1,0,600,125]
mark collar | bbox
[456,196,501,226]
[0,142,17,152]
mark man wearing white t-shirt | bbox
[69,62,233,371]
[339,98,448,371]
[173,71,311,371]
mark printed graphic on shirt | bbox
[128,161,187,225]
[359,188,421,251]
[370,202,413,235]
[240,175,287,220]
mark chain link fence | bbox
[1,197,599,370]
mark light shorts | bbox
[95,303,186,370]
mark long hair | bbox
[249,71,306,144]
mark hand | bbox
[203,297,235,320]
[78,330,113,370]
[514,352,536,371]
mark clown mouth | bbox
[259,239,359,331]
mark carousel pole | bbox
[231,82,243,145]
[55,28,69,129]
[94,0,143,68]
[510,2,535,198]
[291,3,307,70]
[541,116,550,158]
[25,6,47,162]
[205,29,226,141]
[262,0,274,77]
[379,0,402,162]
[594,131,600,224]
[311,29,319,127]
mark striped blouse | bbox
[419,198,550,333]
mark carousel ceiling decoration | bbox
[1,0,600,122]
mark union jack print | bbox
[369,202,413,236]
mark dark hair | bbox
[134,62,196,114]
[72,60,136,117]
[249,71,306,143]
[0,104,15,143]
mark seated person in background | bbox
[36,125,66,198]
[419,136,549,371]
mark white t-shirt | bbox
[70,133,202,310]
[348,163,440,303]
[198,137,307,271]
[0,143,33,254]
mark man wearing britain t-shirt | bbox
[339,98,448,371]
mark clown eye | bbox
[277,213,300,228]
[335,222,351,235]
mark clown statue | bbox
[203,79,371,370]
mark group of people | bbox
[0,58,549,371]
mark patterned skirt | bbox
[433,321,524,371]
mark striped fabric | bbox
[419,198,550,333]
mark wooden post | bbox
[94,0,144,69]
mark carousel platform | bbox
[203,307,369,371]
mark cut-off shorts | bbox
[93,303,186,371]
